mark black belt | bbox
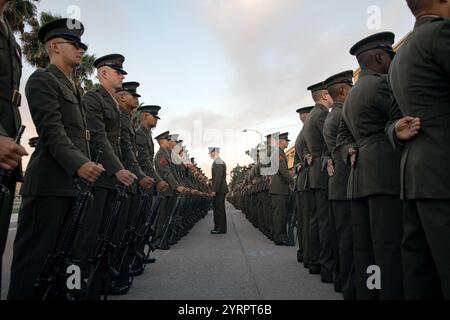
[67,130,91,142]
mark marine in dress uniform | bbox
[0,0,27,291]
[337,32,404,300]
[80,54,137,285]
[303,82,335,282]
[294,106,314,266]
[112,81,155,295]
[209,147,229,234]
[387,0,450,299]
[268,133,295,246]
[154,132,185,249]
[322,71,355,299]
[8,19,104,299]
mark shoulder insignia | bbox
[160,157,169,165]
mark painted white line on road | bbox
[9,228,16,231]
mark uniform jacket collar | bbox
[358,69,382,79]
[99,84,120,110]
[316,103,328,112]
[47,64,78,96]
[415,15,441,29]
[333,101,344,109]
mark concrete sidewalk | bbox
[112,202,341,300]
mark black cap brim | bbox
[111,66,128,75]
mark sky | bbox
[17,0,416,180]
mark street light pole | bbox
[242,129,263,147]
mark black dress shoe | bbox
[309,264,321,275]
[297,250,304,263]
[275,241,290,246]
[110,284,130,296]
[131,265,145,277]
[144,257,156,264]
[211,230,226,235]
[157,244,170,251]
[304,262,310,269]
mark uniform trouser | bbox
[0,182,15,293]
[251,193,258,227]
[309,189,334,278]
[8,196,75,300]
[270,194,288,244]
[264,192,273,237]
[300,191,313,266]
[328,201,339,287]
[213,194,227,233]
[295,192,303,253]
[402,200,450,300]
[351,196,403,300]
[330,200,355,300]
[256,192,266,233]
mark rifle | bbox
[157,194,183,250]
[168,195,188,245]
[85,184,129,300]
[113,187,152,287]
[34,151,103,300]
[0,126,26,218]
[130,190,163,273]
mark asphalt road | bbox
[2,202,341,300]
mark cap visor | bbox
[112,66,128,75]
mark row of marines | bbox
[0,16,213,300]
[230,0,450,300]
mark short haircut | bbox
[327,84,344,100]
[312,90,327,103]
[406,0,435,15]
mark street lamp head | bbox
[242,129,248,133]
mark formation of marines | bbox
[0,10,216,300]
[229,0,450,301]
[1,0,450,301]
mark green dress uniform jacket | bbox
[269,148,295,195]
[388,16,450,200]
[155,148,181,196]
[294,129,310,192]
[303,104,330,190]
[337,70,402,199]
[83,85,124,190]
[212,158,229,195]
[323,102,351,201]
[120,110,146,194]
[21,64,91,197]
[136,125,162,183]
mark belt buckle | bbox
[12,90,21,107]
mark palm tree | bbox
[20,11,97,89]
[4,0,40,33]
[20,12,53,68]
[73,52,97,92]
